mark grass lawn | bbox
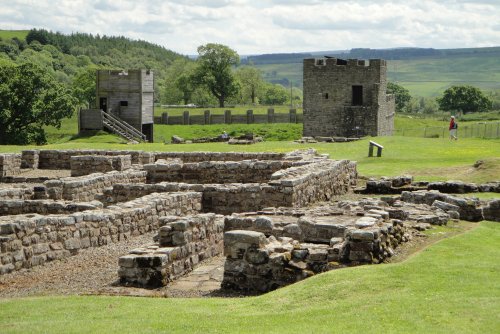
[0,221,498,333]
[1,136,499,183]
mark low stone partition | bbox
[359,177,500,195]
[101,159,357,214]
[0,154,21,178]
[153,152,287,163]
[0,192,202,274]
[400,190,484,221]
[220,196,453,293]
[70,155,132,177]
[31,150,154,169]
[482,199,500,222]
[118,213,224,287]
[145,160,298,184]
[0,199,102,216]
[45,170,147,202]
[0,187,34,200]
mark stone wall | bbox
[220,193,456,293]
[144,160,298,184]
[153,151,287,163]
[32,150,154,169]
[0,199,102,216]
[0,154,21,178]
[70,155,132,177]
[44,170,147,202]
[100,159,357,214]
[0,192,202,274]
[118,213,224,287]
[0,188,33,200]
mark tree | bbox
[437,85,493,114]
[0,63,75,145]
[235,66,264,104]
[261,83,288,105]
[193,43,240,107]
[71,67,96,107]
[387,82,411,113]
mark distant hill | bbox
[244,47,500,96]
[0,29,29,40]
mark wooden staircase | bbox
[101,110,147,143]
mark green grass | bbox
[0,221,498,333]
[0,30,29,40]
[2,136,499,183]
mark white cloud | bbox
[0,0,498,55]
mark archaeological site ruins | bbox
[0,150,498,294]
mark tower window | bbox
[352,86,363,106]
[120,101,128,107]
[324,93,329,99]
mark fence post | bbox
[246,110,254,124]
[161,112,169,125]
[424,127,427,138]
[204,110,211,125]
[289,109,297,123]
[267,108,274,123]
[183,110,189,125]
[224,110,231,124]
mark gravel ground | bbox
[18,169,71,178]
[0,232,156,299]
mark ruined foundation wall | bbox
[0,154,21,178]
[0,200,102,216]
[0,192,202,274]
[32,150,154,169]
[0,188,34,200]
[101,159,357,214]
[70,155,132,177]
[45,170,147,202]
[145,160,297,184]
[118,213,224,287]
[153,152,287,162]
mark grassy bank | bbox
[0,221,498,333]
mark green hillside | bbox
[0,29,28,40]
[249,47,500,97]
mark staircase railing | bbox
[100,110,147,142]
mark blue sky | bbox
[1,0,499,55]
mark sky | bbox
[1,0,499,56]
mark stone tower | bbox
[303,58,395,138]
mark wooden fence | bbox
[154,109,303,125]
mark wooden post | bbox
[224,110,232,124]
[161,112,169,125]
[289,109,297,123]
[246,110,254,124]
[204,110,211,125]
[267,108,274,123]
[183,110,189,125]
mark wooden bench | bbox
[368,141,384,157]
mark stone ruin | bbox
[0,150,498,293]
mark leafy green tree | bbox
[193,43,240,107]
[437,85,493,114]
[387,82,411,112]
[0,63,75,145]
[261,83,288,105]
[235,66,264,104]
[71,67,97,107]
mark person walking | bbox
[449,116,458,140]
